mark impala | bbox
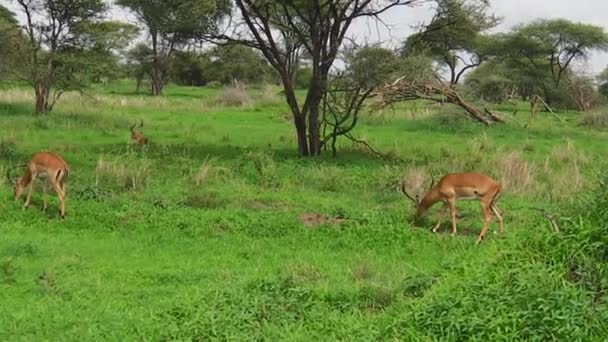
[130,120,148,145]
[7,151,70,219]
[401,172,503,244]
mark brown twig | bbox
[530,207,561,235]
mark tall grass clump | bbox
[190,156,229,187]
[217,85,252,106]
[494,151,535,194]
[95,155,152,191]
[580,111,608,128]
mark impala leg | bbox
[491,204,504,238]
[476,202,493,245]
[50,180,65,219]
[432,203,447,233]
[448,198,457,237]
[42,181,48,212]
[23,175,37,209]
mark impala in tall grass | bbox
[402,172,503,244]
[7,151,70,219]
[130,120,148,145]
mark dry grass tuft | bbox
[350,261,376,282]
[191,156,229,187]
[95,155,152,191]
[494,152,535,193]
[288,262,323,283]
[401,166,430,199]
[217,85,252,106]
[580,111,608,128]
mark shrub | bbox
[217,85,252,106]
[206,80,222,89]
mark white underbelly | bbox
[457,195,478,200]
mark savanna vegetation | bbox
[1,0,608,340]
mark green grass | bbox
[0,82,606,340]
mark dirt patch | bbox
[298,213,347,228]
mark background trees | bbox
[117,0,231,95]
[404,0,498,86]
[489,19,608,107]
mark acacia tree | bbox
[321,46,434,157]
[404,0,498,86]
[497,19,608,104]
[10,0,135,114]
[117,0,231,96]
[210,0,425,157]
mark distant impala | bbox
[8,151,69,218]
[402,172,503,244]
[130,120,148,145]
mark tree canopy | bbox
[404,0,499,85]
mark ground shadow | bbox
[0,102,33,117]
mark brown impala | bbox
[130,120,148,145]
[402,172,503,244]
[8,151,70,219]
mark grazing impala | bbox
[130,120,148,145]
[7,152,69,219]
[402,172,503,244]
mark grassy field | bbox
[0,81,607,340]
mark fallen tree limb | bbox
[372,79,505,125]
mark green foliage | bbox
[295,67,312,89]
[170,50,211,86]
[204,45,275,85]
[344,46,400,89]
[0,4,23,79]
[464,61,515,102]
[404,0,499,84]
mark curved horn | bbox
[139,119,144,128]
[130,121,136,132]
[428,173,436,190]
[401,180,418,204]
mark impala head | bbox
[130,120,143,134]
[130,120,148,145]
[6,165,25,200]
[401,175,435,221]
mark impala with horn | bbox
[130,120,148,145]
[7,151,70,219]
[401,172,503,244]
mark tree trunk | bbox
[305,68,326,156]
[151,73,164,96]
[34,81,50,115]
[294,115,309,156]
[308,104,321,156]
